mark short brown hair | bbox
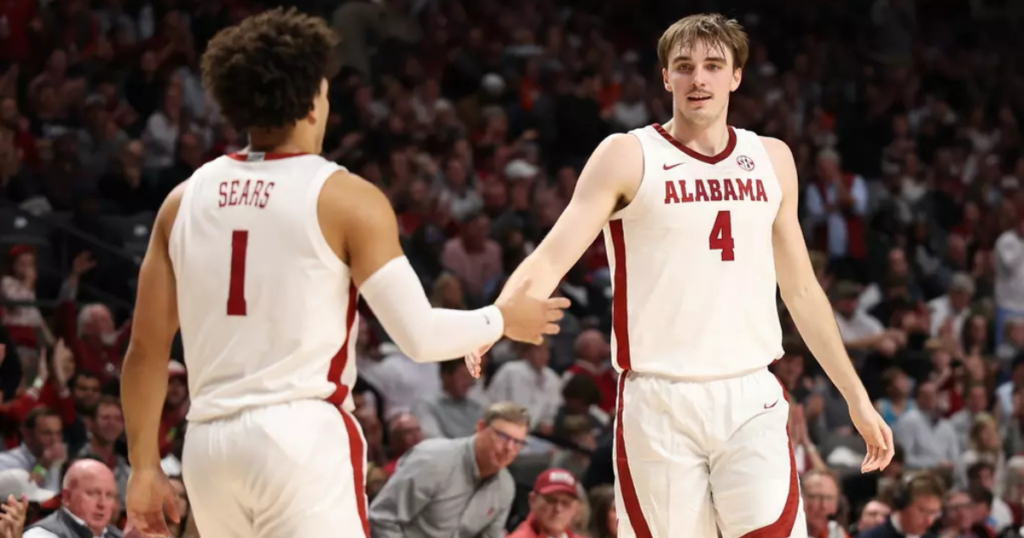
[658,13,750,70]
[201,7,338,130]
[483,401,530,427]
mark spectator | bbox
[0,407,66,492]
[854,499,891,536]
[157,360,188,458]
[486,339,562,435]
[876,367,917,428]
[894,380,960,471]
[562,330,616,414]
[23,459,121,537]
[587,485,616,538]
[994,217,1024,348]
[64,371,102,456]
[950,383,989,451]
[412,359,486,440]
[382,412,423,475]
[368,402,526,538]
[440,211,503,305]
[75,396,129,504]
[802,470,851,538]
[927,273,975,339]
[858,473,944,538]
[508,469,585,538]
[938,490,975,538]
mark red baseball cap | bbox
[533,468,580,498]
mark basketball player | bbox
[119,9,568,538]
[467,13,895,538]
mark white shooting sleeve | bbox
[358,256,504,362]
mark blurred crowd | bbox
[2,0,1024,536]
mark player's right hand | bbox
[849,397,895,473]
[495,277,570,345]
[126,466,180,537]
[465,343,493,379]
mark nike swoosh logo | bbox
[483,314,490,325]
[764,400,779,409]
[663,162,684,170]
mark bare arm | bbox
[766,138,869,405]
[498,133,642,303]
[122,183,184,469]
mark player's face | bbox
[662,40,741,126]
[311,77,330,152]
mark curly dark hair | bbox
[200,7,338,130]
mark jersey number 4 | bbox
[227,230,249,315]
[709,210,735,261]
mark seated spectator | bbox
[382,412,423,475]
[858,473,944,538]
[23,459,121,537]
[486,339,562,435]
[927,272,974,339]
[562,330,617,414]
[957,414,1005,495]
[587,484,616,538]
[950,383,990,452]
[550,415,596,480]
[369,402,527,538]
[894,380,959,471]
[875,367,916,428]
[508,468,586,538]
[966,485,1000,537]
[0,408,66,491]
[802,469,850,538]
[853,499,891,536]
[412,359,487,439]
[74,396,129,504]
[938,490,976,538]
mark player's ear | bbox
[661,68,670,92]
[731,66,742,92]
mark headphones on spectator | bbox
[891,473,943,510]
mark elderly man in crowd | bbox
[369,402,527,537]
[508,468,585,538]
[23,459,122,538]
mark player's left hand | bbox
[849,397,895,473]
[126,466,180,537]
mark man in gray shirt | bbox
[369,401,528,537]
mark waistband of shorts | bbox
[624,364,771,384]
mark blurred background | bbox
[1,0,1024,536]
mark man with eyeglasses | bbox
[801,470,849,538]
[368,402,529,538]
[508,468,585,538]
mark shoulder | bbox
[405,437,462,460]
[758,136,796,169]
[496,468,516,499]
[321,169,394,223]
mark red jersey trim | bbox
[652,123,737,165]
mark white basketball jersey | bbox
[602,124,784,380]
[168,152,358,422]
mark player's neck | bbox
[662,117,730,157]
[246,128,316,155]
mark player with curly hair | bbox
[120,8,569,538]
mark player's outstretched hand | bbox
[495,278,570,345]
[126,466,180,537]
[465,344,490,379]
[849,398,895,473]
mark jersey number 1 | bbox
[227,230,248,316]
[709,211,735,261]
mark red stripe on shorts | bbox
[609,220,631,371]
[614,374,653,538]
[340,408,371,537]
[739,376,800,538]
[324,282,370,536]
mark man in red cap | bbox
[509,468,585,538]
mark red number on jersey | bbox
[227,230,249,315]
[709,210,735,261]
